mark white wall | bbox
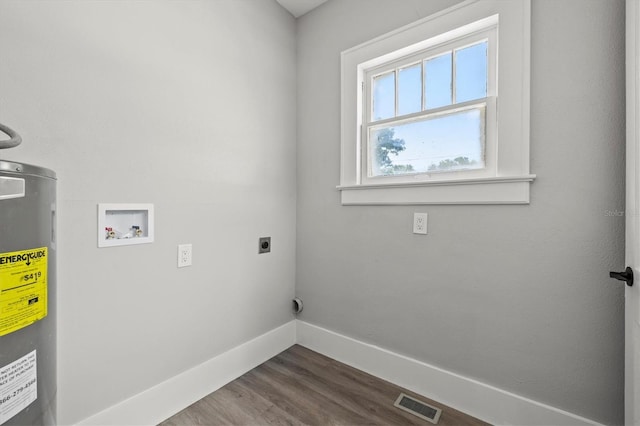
[296,0,625,424]
[0,1,296,424]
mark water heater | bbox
[0,125,56,425]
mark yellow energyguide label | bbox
[0,247,47,337]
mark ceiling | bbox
[276,0,328,18]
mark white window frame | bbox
[363,27,496,183]
[339,0,534,205]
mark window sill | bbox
[337,175,536,205]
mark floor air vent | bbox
[393,393,442,424]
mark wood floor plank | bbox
[265,349,425,425]
[278,346,486,426]
[199,384,275,425]
[160,345,490,426]
[230,380,305,426]
[244,364,370,425]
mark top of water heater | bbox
[0,123,55,179]
[0,159,56,180]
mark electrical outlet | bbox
[259,237,271,254]
[413,213,428,235]
[178,243,192,267]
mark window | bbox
[365,30,494,180]
[339,0,534,205]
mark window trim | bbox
[339,0,534,205]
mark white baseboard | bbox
[75,319,604,426]
[296,320,602,426]
[77,321,297,426]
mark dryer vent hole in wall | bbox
[292,297,303,314]
[394,393,442,424]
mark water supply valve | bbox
[105,227,116,239]
[98,203,154,248]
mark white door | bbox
[625,1,640,423]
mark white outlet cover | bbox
[413,213,428,235]
[178,244,192,267]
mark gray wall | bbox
[296,0,625,424]
[0,1,296,424]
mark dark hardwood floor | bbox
[160,345,490,426]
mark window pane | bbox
[369,106,485,176]
[455,41,487,103]
[425,53,452,110]
[398,64,422,116]
[372,71,395,121]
